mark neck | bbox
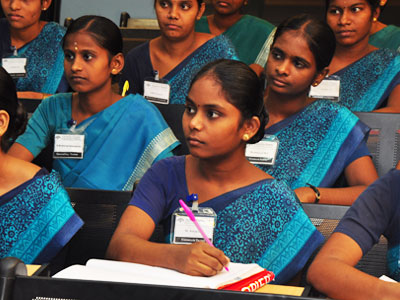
[74,81,120,120]
[10,21,44,48]
[211,12,242,33]
[370,21,387,35]
[194,148,250,183]
[265,88,310,127]
[335,37,373,62]
[159,32,197,57]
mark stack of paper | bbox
[53,259,268,289]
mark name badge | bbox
[144,80,170,105]
[2,57,27,78]
[53,134,85,159]
[171,206,217,244]
[245,134,279,166]
[309,75,340,101]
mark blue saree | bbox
[0,169,83,264]
[369,25,400,52]
[15,93,180,190]
[0,19,67,94]
[121,35,237,104]
[256,100,370,189]
[334,48,400,111]
[130,156,324,284]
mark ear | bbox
[312,67,329,87]
[196,2,206,20]
[372,6,381,21]
[0,110,10,138]
[110,53,125,75]
[379,0,387,7]
[41,0,52,11]
[242,116,261,142]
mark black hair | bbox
[325,0,380,13]
[154,0,203,7]
[0,67,27,152]
[189,59,268,144]
[62,15,123,57]
[273,14,336,72]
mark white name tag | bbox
[2,57,27,78]
[172,215,215,244]
[246,135,279,166]
[53,134,85,159]
[309,75,340,101]
[144,80,170,105]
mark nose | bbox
[188,111,203,131]
[276,59,290,76]
[168,4,178,19]
[338,10,351,26]
[70,56,82,73]
[9,0,21,10]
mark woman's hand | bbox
[173,242,230,276]
[294,186,316,203]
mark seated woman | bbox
[369,0,400,52]
[325,0,400,112]
[194,0,275,68]
[0,0,68,99]
[8,16,179,191]
[307,163,400,300]
[120,0,237,105]
[107,59,324,284]
[258,14,377,205]
[0,66,83,264]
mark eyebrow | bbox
[273,46,312,67]
[185,96,226,110]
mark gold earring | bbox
[373,17,378,22]
[243,133,250,141]
[312,82,318,87]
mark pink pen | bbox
[179,199,229,272]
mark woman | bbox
[107,59,324,284]
[369,0,400,52]
[325,0,400,112]
[0,0,68,99]
[258,14,377,205]
[195,0,275,67]
[120,0,237,105]
[8,16,179,191]
[308,163,400,300]
[0,66,83,264]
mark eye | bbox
[351,6,362,13]
[159,1,169,8]
[328,8,340,15]
[293,59,306,69]
[271,49,283,60]
[206,110,220,119]
[64,51,74,61]
[181,2,191,10]
[82,52,94,61]
[185,104,196,115]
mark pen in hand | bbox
[179,199,229,272]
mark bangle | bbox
[306,183,320,204]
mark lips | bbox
[165,23,181,30]
[8,14,23,21]
[69,76,86,83]
[270,77,289,87]
[187,136,205,146]
[336,30,356,38]
[216,1,230,7]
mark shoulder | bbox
[40,22,66,41]
[201,35,237,57]
[241,15,275,30]
[40,93,72,110]
[125,41,150,61]
[122,94,163,116]
[4,155,41,184]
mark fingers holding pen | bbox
[174,242,230,276]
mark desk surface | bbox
[13,276,319,300]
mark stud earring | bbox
[243,133,250,141]
[312,82,318,87]
[373,17,378,22]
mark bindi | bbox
[74,42,79,51]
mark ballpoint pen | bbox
[179,199,229,272]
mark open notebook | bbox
[53,259,271,290]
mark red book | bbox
[218,269,275,292]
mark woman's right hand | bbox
[173,242,230,276]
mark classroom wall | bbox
[60,0,156,26]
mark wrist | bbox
[306,183,320,203]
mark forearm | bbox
[296,185,368,205]
[106,233,181,271]
[308,258,400,300]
